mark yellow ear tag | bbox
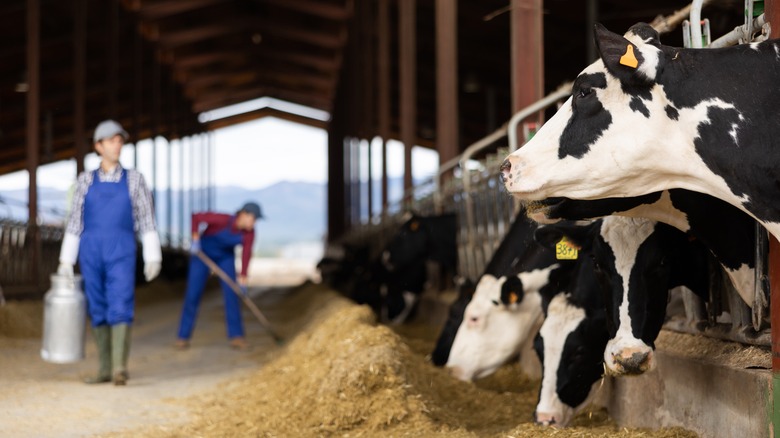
[556,237,579,260]
[509,292,518,305]
[619,44,638,68]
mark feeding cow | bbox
[378,212,458,322]
[532,216,709,425]
[536,216,709,377]
[501,22,780,242]
[526,188,756,306]
[435,211,561,379]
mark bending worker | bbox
[58,119,162,386]
[175,202,262,350]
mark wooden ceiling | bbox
[0,0,743,176]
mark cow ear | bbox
[594,23,645,83]
[534,225,565,248]
[500,276,525,306]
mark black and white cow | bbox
[526,188,756,306]
[501,22,780,242]
[531,216,709,425]
[435,212,563,380]
[536,216,709,378]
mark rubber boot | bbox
[111,323,131,386]
[84,325,112,384]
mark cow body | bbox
[501,22,780,241]
[528,188,756,306]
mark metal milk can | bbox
[41,274,86,363]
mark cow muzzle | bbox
[534,411,558,427]
[499,159,513,186]
[607,346,654,376]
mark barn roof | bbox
[0,0,741,176]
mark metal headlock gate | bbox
[0,220,62,298]
[339,75,771,351]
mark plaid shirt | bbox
[65,165,157,236]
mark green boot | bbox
[111,323,131,386]
[84,325,112,384]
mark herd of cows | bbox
[320,22,779,428]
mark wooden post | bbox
[435,0,458,171]
[377,0,390,213]
[73,0,86,174]
[765,2,780,435]
[510,0,544,115]
[399,0,416,194]
[26,0,41,289]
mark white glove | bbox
[144,262,161,282]
[57,263,74,278]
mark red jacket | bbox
[191,212,255,277]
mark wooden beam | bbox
[74,0,86,174]
[191,85,330,113]
[377,0,390,210]
[399,0,416,192]
[157,21,249,49]
[511,0,544,114]
[262,0,350,21]
[435,0,458,166]
[205,106,328,131]
[129,0,230,20]
[26,0,41,287]
[259,20,345,50]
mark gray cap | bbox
[94,119,129,143]
[239,201,264,219]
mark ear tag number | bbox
[556,237,579,260]
[619,44,638,68]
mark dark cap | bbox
[239,201,263,219]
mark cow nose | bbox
[446,365,466,381]
[534,411,557,426]
[612,348,653,375]
[499,159,511,182]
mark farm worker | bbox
[175,202,262,351]
[58,119,162,385]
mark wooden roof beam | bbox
[154,21,250,49]
[259,21,345,50]
[191,85,330,113]
[261,0,350,21]
[123,0,231,20]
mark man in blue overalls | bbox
[58,119,162,385]
[175,202,261,350]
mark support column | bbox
[107,0,118,118]
[132,23,143,169]
[435,0,458,169]
[26,0,41,288]
[399,0,416,194]
[510,0,544,114]
[73,0,86,174]
[766,2,780,435]
[377,0,390,212]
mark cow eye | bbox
[578,88,592,99]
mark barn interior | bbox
[0,0,778,437]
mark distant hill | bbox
[0,181,327,255]
[0,176,431,255]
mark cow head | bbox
[502,22,700,202]
[535,217,680,377]
[446,271,545,381]
[383,214,428,272]
[533,293,608,427]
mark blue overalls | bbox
[79,169,136,326]
[177,218,245,340]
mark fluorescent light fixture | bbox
[198,97,330,124]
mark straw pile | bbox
[132,284,696,438]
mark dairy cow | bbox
[501,22,780,242]
[536,216,709,378]
[527,188,756,306]
[435,212,570,379]
[532,216,709,425]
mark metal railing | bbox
[0,220,63,298]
